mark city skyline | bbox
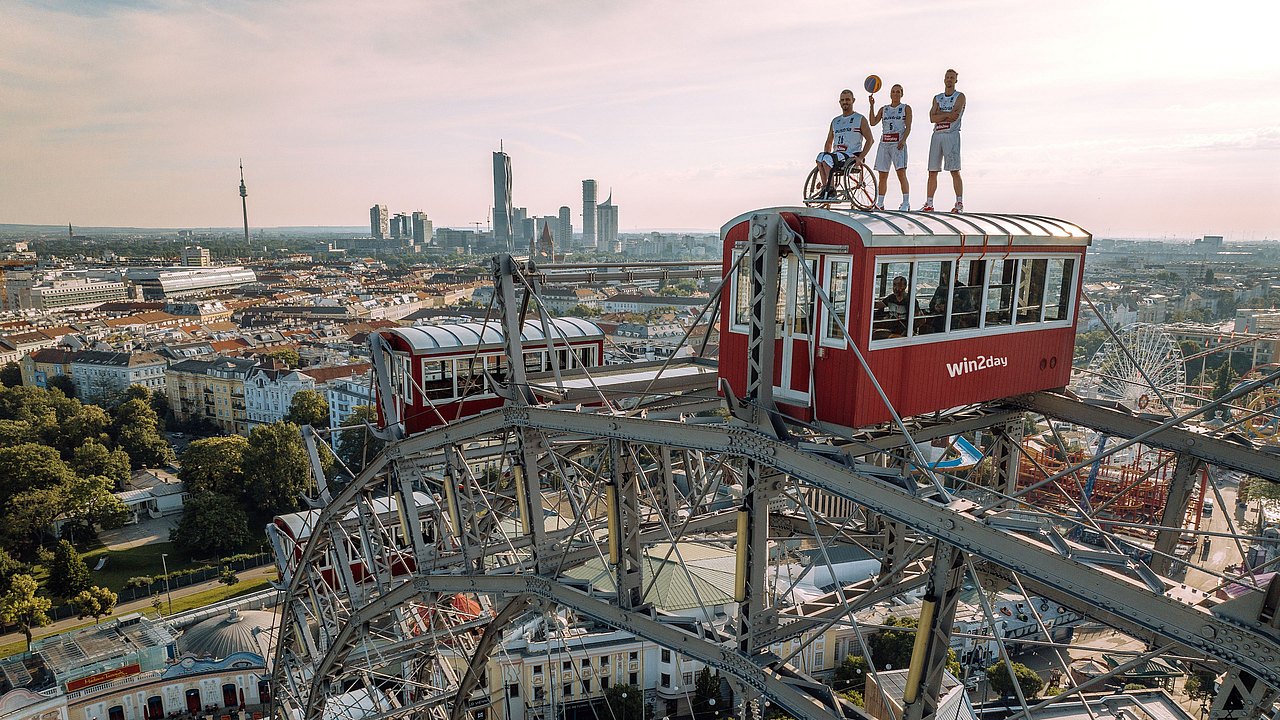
[2,1,1277,239]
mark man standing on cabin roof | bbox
[814,89,874,199]
[868,83,913,211]
[922,69,966,213]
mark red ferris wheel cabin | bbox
[717,209,1091,430]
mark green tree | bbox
[149,388,171,427]
[71,442,132,489]
[123,385,151,403]
[243,422,313,516]
[46,374,77,398]
[0,362,21,388]
[1184,669,1217,707]
[113,398,174,469]
[692,667,725,718]
[179,436,249,496]
[265,348,301,368]
[598,684,647,720]
[1211,363,1238,401]
[63,474,130,534]
[569,303,602,318]
[56,404,112,458]
[0,419,37,447]
[336,406,385,475]
[72,585,118,623]
[0,574,51,650]
[0,443,76,504]
[219,568,239,586]
[48,539,91,599]
[6,487,67,549]
[835,654,870,691]
[171,493,255,559]
[0,548,26,593]
[986,661,1044,699]
[285,389,329,428]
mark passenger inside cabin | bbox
[873,275,914,338]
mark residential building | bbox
[70,350,168,405]
[180,245,211,267]
[21,278,130,310]
[493,150,513,251]
[166,356,258,434]
[600,294,707,314]
[325,371,374,428]
[20,347,76,388]
[370,204,389,239]
[596,192,619,253]
[0,608,277,720]
[582,179,597,248]
[244,364,315,428]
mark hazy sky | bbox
[2,0,1277,238]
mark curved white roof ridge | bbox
[720,207,1090,243]
[384,316,603,352]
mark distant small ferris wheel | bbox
[1080,323,1186,412]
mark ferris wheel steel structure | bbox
[271,220,1280,720]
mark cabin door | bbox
[774,254,816,406]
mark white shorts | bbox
[874,141,908,172]
[928,132,961,172]
[816,150,854,167]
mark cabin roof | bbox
[722,208,1091,248]
[382,317,603,353]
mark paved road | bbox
[0,565,277,654]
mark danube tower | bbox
[239,160,250,250]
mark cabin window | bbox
[523,351,545,374]
[952,259,985,330]
[575,346,596,368]
[1043,258,1075,322]
[872,261,914,339]
[790,257,818,337]
[421,359,455,401]
[913,260,952,336]
[984,259,1017,328]
[869,254,1075,347]
[775,259,789,334]
[1016,259,1049,324]
[821,257,851,346]
[455,357,486,398]
[732,255,751,332]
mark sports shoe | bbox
[920,202,935,212]
[950,202,964,213]
[898,200,911,211]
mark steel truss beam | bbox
[307,574,865,720]
[494,405,1280,688]
[1011,391,1280,483]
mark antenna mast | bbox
[239,160,250,257]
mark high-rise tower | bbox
[596,191,619,253]
[239,160,250,250]
[582,179,598,249]
[370,205,389,239]
[493,145,513,251]
[557,206,572,250]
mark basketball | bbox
[864,74,882,93]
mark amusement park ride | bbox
[269,208,1280,720]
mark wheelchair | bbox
[803,157,876,210]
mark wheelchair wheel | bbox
[802,167,830,207]
[847,165,877,211]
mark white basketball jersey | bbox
[933,91,963,133]
[831,112,864,152]
[880,104,907,142]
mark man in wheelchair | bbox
[814,89,874,199]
